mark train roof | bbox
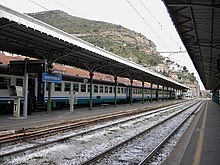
[62,74,126,86]
[0,64,126,86]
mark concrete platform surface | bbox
[163,100,220,165]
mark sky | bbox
[0,0,205,89]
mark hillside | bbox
[27,10,197,85]
[28,10,163,66]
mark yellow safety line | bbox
[193,101,208,165]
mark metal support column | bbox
[142,81,144,104]
[150,82,153,102]
[23,58,28,118]
[89,72,94,110]
[130,80,133,105]
[156,84,159,101]
[162,86,164,101]
[114,77,117,107]
[47,64,53,114]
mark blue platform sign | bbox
[42,73,62,83]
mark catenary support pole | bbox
[157,84,159,101]
[130,79,133,105]
[47,64,53,114]
[114,77,117,107]
[150,82,153,102]
[142,81,144,104]
[89,72,94,110]
[23,58,28,118]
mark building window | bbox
[64,82,71,91]
[73,83,79,92]
[55,83,61,91]
[81,84,86,92]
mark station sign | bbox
[42,73,62,83]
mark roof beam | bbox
[167,3,220,10]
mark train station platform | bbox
[0,100,181,131]
[163,100,220,165]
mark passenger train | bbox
[0,64,175,114]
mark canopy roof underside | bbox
[0,5,187,89]
[163,0,220,90]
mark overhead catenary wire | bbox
[51,0,84,18]
[126,0,171,51]
[138,0,181,48]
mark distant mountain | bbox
[27,10,163,66]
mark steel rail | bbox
[80,100,202,165]
[0,101,190,158]
[138,101,205,164]
[0,100,187,146]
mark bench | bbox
[99,103,109,108]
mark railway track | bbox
[0,100,200,164]
[0,101,192,158]
[80,100,204,165]
[0,100,186,146]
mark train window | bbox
[109,86,113,93]
[117,87,120,93]
[94,85,98,93]
[0,76,8,89]
[87,84,90,93]
[100,86,103,93]
[16,78,23,86]
[105,86,108,93]
[81,84,86,92]
[64,82,71,91]
[4,77,11,85]
[46,82,49,91]
[55,83,61,91]
[133,89,135,94]
[73,83,79,92]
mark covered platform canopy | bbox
[0,5,187,90]
[162,0,220,91]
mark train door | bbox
[126,87,131,103]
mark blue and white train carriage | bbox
[0,64,175,114]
